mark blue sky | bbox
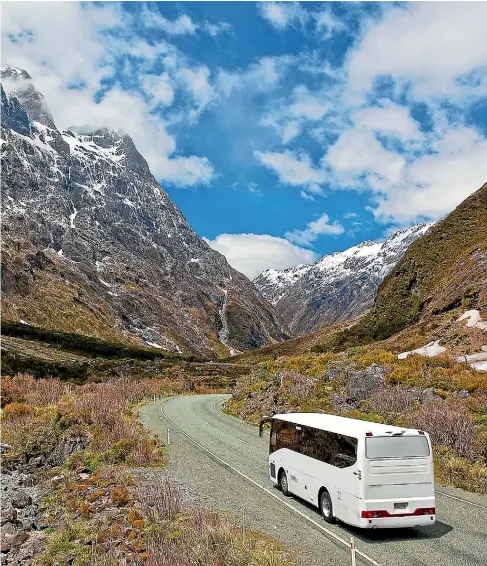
[2,1,487,278]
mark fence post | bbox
[350,536,356,566]
[153,394,156,403]
[167,428,170,446]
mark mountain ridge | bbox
[1,66,288,357]
[254,223,432,335]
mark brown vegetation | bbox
[1,373,296,565]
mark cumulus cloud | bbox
[352,103,422,142]
[1,2,216,187]
[203,233,316,279]
[285,213,344,246]
[258,2,308,30]
[346,2,487,102]
[255,150,326,195]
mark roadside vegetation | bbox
[227,347,487,494]
[1,373,296,565]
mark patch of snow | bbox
[456,352,487,364]
[85,182,106,199]
[456,310,487,331]
[19,319,30,325]
[398,340,446,360]
[189,258,200,263]
[471,361,487,372]
[98,278,112,288]
[57,249,63,257]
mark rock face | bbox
[1,470,46,564]
[254,223,432,335]
[1,66,287,357]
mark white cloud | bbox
[216,56,290,97]
[203,233,316,279]
[258,2,308,30]
[285,213,344,246]
[204,21,232,37]
[1,2,216,187]
[255,150,325,195]
[352,102,422,142]
[314,7,345,38]
[346,3,487,102]
[178,65,214,109]
[141,7,198,36]
[375,126,487,222]
[325,128,406,186]
[262,85,333,143]
[142,73,174,106]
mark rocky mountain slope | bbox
[1,66,287,357]
[254,223,431,335]
[319,183,487,357]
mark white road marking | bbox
[434,490,487,511]
[160,400,382,566]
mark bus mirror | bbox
[259,416,272,437]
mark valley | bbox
[2,58,487,566]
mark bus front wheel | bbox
[319,490,335,524]
[279,470,290,496]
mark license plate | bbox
[394,502,407,510]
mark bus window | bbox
[366,436,430,459]
[277,421,300,452]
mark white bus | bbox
[259,413,436,529]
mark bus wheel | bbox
[279,470,290,496]
[320,491,335,524]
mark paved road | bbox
[140,394,487,566]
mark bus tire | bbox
[319,490,335,524]
[279,470,290,496]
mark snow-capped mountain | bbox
[1,66,287,356]
[254,223,432,335]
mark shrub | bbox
[2,402,35,421]
[139,475,183,522]
[403,400,479,458]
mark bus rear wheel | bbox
[279,470,290,496]
[320,491,335,524]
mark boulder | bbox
[421,388,440,403]
[347,364,386,401]
[45,436,88,467]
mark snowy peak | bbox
[254,264,313,304]
[0,66,32,81]
[254,223,432,334]
[1,67,287,356]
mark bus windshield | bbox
[366,436,430,459]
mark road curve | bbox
[140,394,487,566]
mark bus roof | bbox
[273,412,420,438]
